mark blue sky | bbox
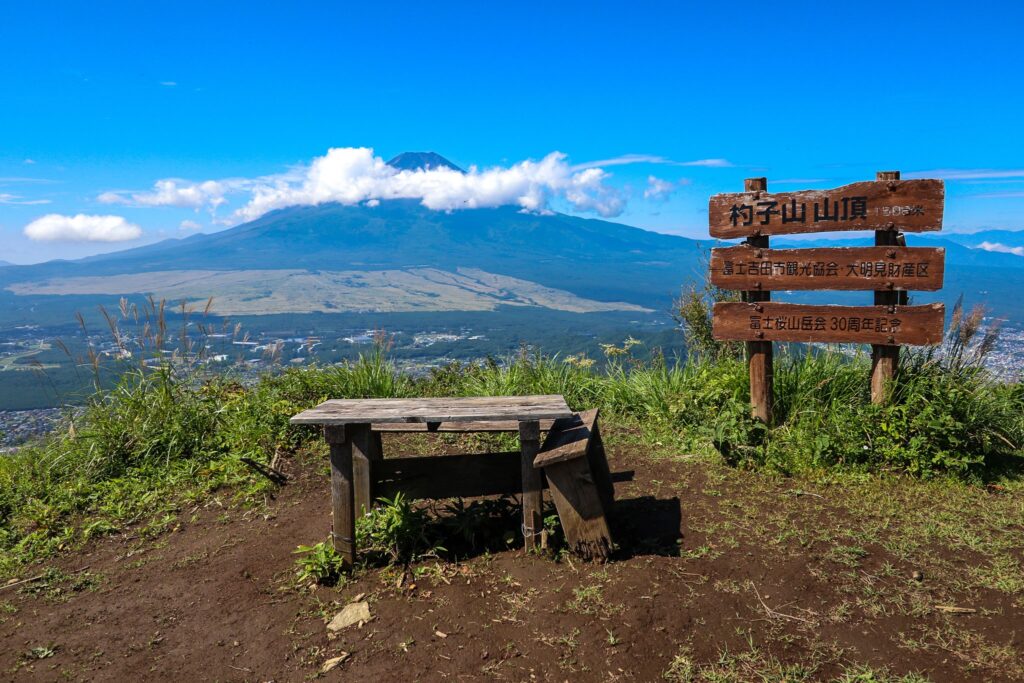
[2,1,1023,263]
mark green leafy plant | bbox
[292,541,346,586]
[356,493,440,565]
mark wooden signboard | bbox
[709,179,944,239]
[709,246,945,291]
[708,172,946,419]
[712,302,945,346]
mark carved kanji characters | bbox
[729,203,754,227]
[755,201,779,225]
[781,198,806,224]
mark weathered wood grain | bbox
[371,451,526,500]
[519,420,544,552]
[533,410,594,468]
[352,429,382,517]
[537,410,613,561]
[709,179,944,238]
[290,395,573,426]
[327,426,358,567]
[544,457,613,561]
[586,419,615,515]
[710,245,945,291]
[371,419,555,433]
[871,171,905,403]
[712,302,945,346]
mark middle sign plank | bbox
[710,245,945,291]
[709,179,944,238]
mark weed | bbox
[292,541,347,587]
[356,493,440,565]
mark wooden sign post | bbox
[743,177,773,423]
[708,173,946,419]
[871,171,903,404]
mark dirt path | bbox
[2,435,1022,681]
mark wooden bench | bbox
[534,409,615,561]
[291,397,616,565]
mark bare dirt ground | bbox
[2,429,1022,682]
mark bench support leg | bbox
[353,429,382,517]
[519,420,543,552]
[325,424,360,568]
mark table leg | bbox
[519,420,543,552]
[353,427,382,517]
[324,424,357,568]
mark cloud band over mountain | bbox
[96,147,692,224]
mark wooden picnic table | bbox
[290,395,575,567]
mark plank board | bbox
[290,395,573,425]
[712,302,944,346]
[710,246,945,291]
[709,179,944,238]
[544,457,613,561]
[372,419,555,433]
[371,451,528,500]
[534,409,598,468]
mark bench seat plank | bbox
[290,395,573,425]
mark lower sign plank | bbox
[710,246,945,291]
[712,302,944,346]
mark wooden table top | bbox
[289,395,573,426]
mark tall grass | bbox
[1,298,1021,576]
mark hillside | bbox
[0,200,707,321]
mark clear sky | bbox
[2,1,1023,263]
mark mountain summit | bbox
[386,152,464,173]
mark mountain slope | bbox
[0,200,707,313]
[3,198,1022,322]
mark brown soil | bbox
[2,435,1021,682]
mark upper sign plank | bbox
[708,179,944,238]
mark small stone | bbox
[912,570,924,582]
[321,652,351,673]
[327,601,371,632]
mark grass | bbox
[0,295,1021,582]
[0,304,1020,681]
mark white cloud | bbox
[160,81,177,87]
[101,148,631,221]
[23,158,36,165]
[907,169,1024,180]
[573,154,732,171]
[99,179,234,211]
[679,158,732,167]
[23,214,142,242]
[643,176,676,201]
[0,193,50,205]
[977,241,1024,257]
[179,219,202,231]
